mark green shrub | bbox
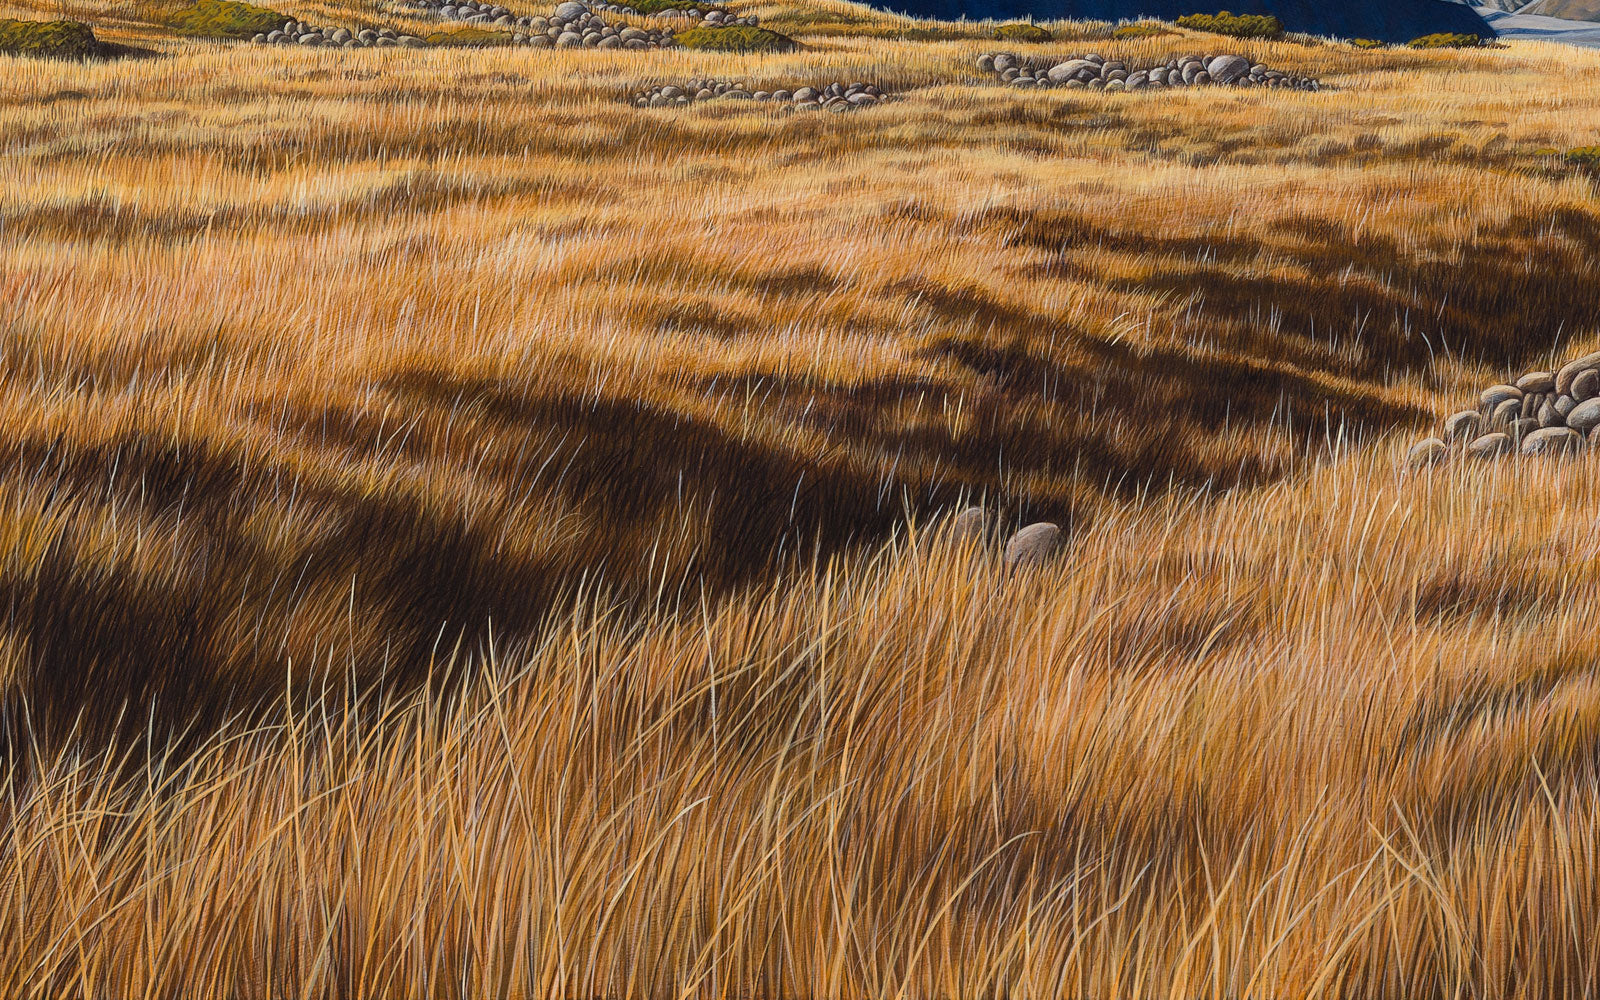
[1112,21,1171,39]
[1566,146,1600,171]
[0,17,99,57]
[625,0,716,13]
[166,0,285,39]
[1407,32,1484,48]
[424,26,510,46]
[992,22,1050,42]
[1175,11,1283,39]
[1351,37,1386,49]
[673,24,795,51]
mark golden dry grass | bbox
[2,5,1600,994]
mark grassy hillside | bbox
[2,2,1600,993]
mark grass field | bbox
[3,3,1600,994]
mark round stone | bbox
[1206,54,1251,84]
[1490,399,1522,427]
[1574,368,1600,402]
[1480,383,1523,409]
[1557,351,1600,395]
[1046,58,1095,83]
[948,507,987,545]
[1510,417,1541,440]
[1442,410,1480,440]
[1539,399,1565,428]
[553,0,588,19]
[1566,397,1600,433]
[1005,522,1062,567]
[1521,426,1586,456]
[992,53,1018,72]
[1516,370,1556,394]
[1466,433,1513,460]
[556,30,582,45]
[1404,437,1448,469]
[976,53,995,72]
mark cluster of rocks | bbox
[594,1,757,26]
[253,21,425,46]
[632,78,890,108]
[947,508,1063,567]
[1407,352,1600,467]
[398,0,677,47]
[977,51,1321,92]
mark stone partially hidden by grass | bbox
[167,0,285,39]
[992,22,1050,42]
[674,24,795,51]
[1408,32,1485,48]
[1175,11,1284,39]
[0,17,99,57]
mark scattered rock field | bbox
[254,21,424,46]
[978,50,1321,91]
[1408,353,1600,466]
[397,0,676,46]
[632,78,891,108]
[594,2,757,26]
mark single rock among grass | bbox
[1005,522,1062,566]
[1443,410,1480,440]
[948,507,987,545]
[1405,437,1448,469]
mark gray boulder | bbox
[1005,522,1062,567]
[1404,437,1448,469]
[1557,350,1600,395]
[1516,370,1556,394]
[1567,398,1600,433]
[1443,410,1480,440]
[948,507,987,546]
[1046,58,1095,83]
[1207,54,1250,84]
[1521,426,1586,456]
[1575,369,1600,402]
[1466,433,1513,459]
[553,0,589,19]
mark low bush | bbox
[166,0,285,39]
[1566,146,1600,171]
[1112,21,1171,39]
[992,22,1050,42]
[1175,11,1283,39]
[0,17,99,57]
[424,26,510,45]
[1351,37,1386,49]
[674,24,795,51]
[1407,32,1484,48]
[626,0,716,13]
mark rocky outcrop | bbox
[632,78,891,108]
[979,50,1320,91]
[1408,354,1600,465]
